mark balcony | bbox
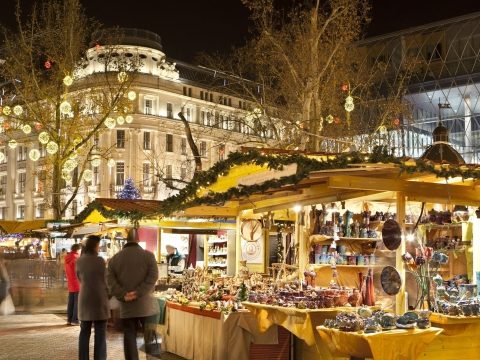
[110,184,123,197]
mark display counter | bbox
[317,326,443,360]
[164,301,286,360]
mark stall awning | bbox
[0,220,50,234]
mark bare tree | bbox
[0,0,140,219]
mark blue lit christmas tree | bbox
[117,178,141,199]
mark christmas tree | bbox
[117,178,141,199]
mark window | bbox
[228,98,232,107]
[143,131,151,150]
[181,138,187,155]
[116,162,125,186]
[18,146,27,161]
[201,111,206,125]
[167,103,173,119]
[0,148,6,164]
[17,205,25,220]
[0,175,6,194]
[71,200,78,217]
[200,141,207,157]
[39,143,46,158]
[0,207,7,220]
[165,164,173,187]
[186,108,191,121]
[36,203,45,219]
[180,166,187,180]
[36,170,46,192]
[183,87,192,97]
[218,144,225,161]
[188,88,192,97]
[183,86,187,96]
[142,163,151,186]
[166,134,173,152]
[210,93,213,102]
[200,91,204,100]
[18,172,26,194]
[93,167,99,185]
[116,130,125,148]
[144,99,153,115]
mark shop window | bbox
[166,134,174,152]
[116,130,125,149]
[18,172,26,194]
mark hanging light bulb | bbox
[104,117,116,129]
[117,71,128,83]
[22,124,32,134]
[8,139,17,149]
[38,131,50,144]
[344,102,354,112]
[63,75,74,86]
[60,101,72,115]
[125,115,133,124]
[2,106,11,116]
[29,148,40,162]
[127,91,136,101]
[63,159,77,172]
[91,156,101,167]
[83,169,93,182]
[107,158,115,168]
[116,116,125,125]
[46,141,59,154]
[13,105,23,116]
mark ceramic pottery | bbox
[382,219,402,250]
[380,266,402,295]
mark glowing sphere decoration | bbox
[29,149,40,162]
[13,105,23,116]
[46,141,59,154]
[60,101,72,115]
[125,115,133,124]
[344,102,354,112]
[22,124,32,134]
[104,117,116,129]
[117,71,128,83]
[63,75,74,86]
[8,139,18,149]
[107,158,116,168]
[116,116,125,125]
[63,159,77,172]
[378,125,388,134]
[326,115,334,124]
[38,131,50,144]
[83,169,93,182]
[61,171,72,182]
[91,156,101,167]
[127,91,136,101]
[2,106,11,116]
[393,118,401,126]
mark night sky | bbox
[1,0,480,62]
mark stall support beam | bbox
[472,217,480,285]
[396,192,407,314]
[297,209,306,278]
[235,216,242,275]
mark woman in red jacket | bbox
[65,243,81,325]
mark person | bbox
[108,228,159,360]
[58,248,67,286]
[76,235,109,360]
[65,243,81,325]
[165,245,185,275]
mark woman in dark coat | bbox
[76,235,109,360]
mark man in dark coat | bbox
[107,228,159,360]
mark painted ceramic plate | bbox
[381,266,402,295]
[382,219,402,250]
[241,219,263,242]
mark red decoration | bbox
[44,60,52,69]
[341,84,349,92]
[3,122,10,130]
[334,117,341,124]
[393,118,400,126]
[34,122,42,130]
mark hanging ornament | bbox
[83,169,93,182]
[117,71,128,83]
[8,139,17,149]
[104,117,116,129]
[345,96,354,104]
[125,115,133,124]
[341,84,349,92]
[34,122,42,130]
[22,124,32,134]
[326,115,334,124]
[344,102,354,112]
[38,131,50,144]
[63,75,74,86]
[91,156,101,167]
[2,106,11,116]
[60,101,72,115]
[63,159,77,172]
[29,148,40,162]
[116,116,125,125]
[44,60,52,69]
[107,158,116,168]
[393,118,401,126]
[61,171,72,182]
[13,105,23,116]
[127,91,136,101]
[46,141,59,154]
[334,116,341,124]
[378,125,388,134]
[0,152,4,163]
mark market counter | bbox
[317,326,443,360]
[164,301,286,360]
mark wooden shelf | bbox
[208,252,228,256]
[208,263,227,268]
[207,239,228,244]
[310,235,381,243]
[311,264,382,269]
[419,223,464,230]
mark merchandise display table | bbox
[317,326,443,360]
[164,302,282,360]
[418,313,480,359]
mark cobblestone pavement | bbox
[0,314,185,360]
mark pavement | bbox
[0,314,185,360]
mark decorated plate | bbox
[382,219,402,250]
[241,219,263,242]
[381,266,402,295]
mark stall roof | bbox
[0,220,50,234]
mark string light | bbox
[83,169,93,182]
[38,132,50,144]
[63,75,74,86]
[127,91,136,100]
[2,106,11,116]
[125,115,133,124]
[116,116,125,125]
[29,149,40,162]
[104,117,116,129]
[13,105,23,116]
[22,124,31,134]
[59,101,72,115]
[46,141,59,154]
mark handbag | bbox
[0,294,15,315]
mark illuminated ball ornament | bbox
[91,156,101,167]
[104,117,116,129]
[13,105,23,116]
[22,124,32,134]
[393,118,401,126]
[2,106,11,116]
[344,102,354,112]
[125,115,133,124]
[46,141,59,154]
[341,84,349,92]
[117,71,128,83]
[61,171,72,182]
[60,101,72,115]
[63,75,74,86]
[127,91,137,101]
[116,116,125,125]
[378,125,388,134]
[326,115,334,124]
[334,116,341,124]
[29,149,40,162]
[83,169,93,182]
[63,159,77,172]
[107,158,116,168]
[8,139,18,149]
[38,132,50,144]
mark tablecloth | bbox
[317,326,443,360]
[165,302,278,360]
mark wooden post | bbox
[235,215,242,275]
[472,217,480,286]
[297,209,306,278]
[396,192,407,314]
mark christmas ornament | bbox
[107,158,115,167]
[91,156,101,167]
[63,75,74,86]
[63,159,77,172]
[393,118,400,126]
[341,84,349,92]
[60,101,72,115]
[22,124,32,134]
[378,125,387,134]
[13,105,23,116]
[8,139,17,149]
[34,122,42,130]
[104,117,116,129]
[125,115,133,124]
[29,149,40,162]
[46,141,59,154]
[83,169,93,182]
[117,71,128,83]
[116,116,125,125]
[344,102,354,112]
[38,132,50,144]
[2,106,11,116]
[326,115,334,124]
[334,116,341,124]
[127,91,136,101]
[44,60,52,69]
